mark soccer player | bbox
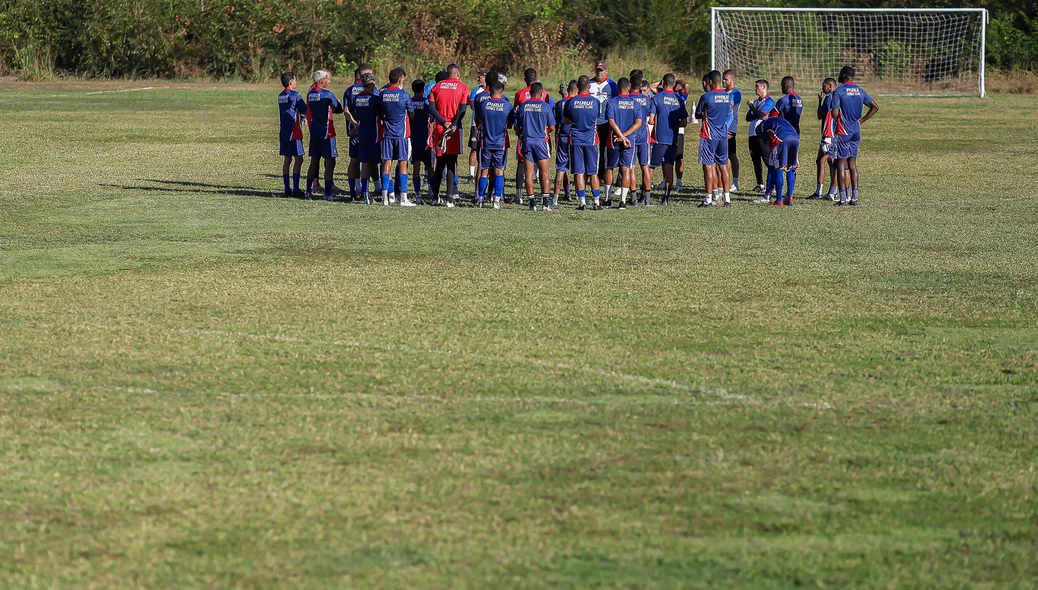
[830,66,879,206]
[746,79,778,202]
[809,77,839,200]
[477,78,513,209]
[649,73,688,205]
[278,72,308,198]
[775,76,804,134]
[467,69,489,183]
[409,79,434,203]
[605,78,642,209]
[671,79,690,192]
[722,69,742,192]
[552,80,577,206]
[471,71,500,207]
[630,72,656,206]
[350,72,381,204]
[564,76,603,210]
[695,70,733,207]
[378,68,416,207]
[514,82,556,211]
[304,69,344,201]
[758,116,800,206]
[344,63,376,201]
[427,64,470,207]
[513,68,552,204]
[589,61,618,191]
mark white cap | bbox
[312,69,330,84]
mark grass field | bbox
[1,81,1036,588]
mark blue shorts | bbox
[819,139,838,159]
[650,143,678,167]
[569,144,599,176]
[357,140,379,164]
[521,137,551,162]
[381,137,411,162]
[348,136,360,158]
[280,139,304,157]
[309,137,338,159]
[606,146,620,168]
[411,145,433,167]
[634,143,650,166]
[836,132,860,159]
[614,145,634,169]
[766,138,799,169]
[697,138,729,166]
[480,148,507,171]
[555,139,570,172]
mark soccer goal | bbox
[711,7,988,97]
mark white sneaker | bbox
[493,198,501,210]
[731,183,739,193]
[613,187,622,197]
[753,184,766,193]
[752,196,770,204]
[400,198,416,207]
[382,197,390,206]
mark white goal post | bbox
[711,7,988,97]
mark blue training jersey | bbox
[554,97,572,144]
[775,92,804,134]
[478,96,514,150]
[278,89,308,142]
[307,87,343,140]
[378,86,413,140]
[746,94,778,138]
[564,94,601,146]
[830,83,873,137]
[351,91,380,143]
[758,117,799,145]
[695,89,732,141]
[515,99,555,140]
[605,94,639,147]
[728,88,742,134]
[344,82,378,134]
[410,95,432,150]
[473,90,494,127]
[651,90,688,146]
[630,91,655,146]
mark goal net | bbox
[711,8,988,96]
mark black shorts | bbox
[728,135,737,157]
[674,134,685,159]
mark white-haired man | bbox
[305,69,344,200]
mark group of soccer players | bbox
[276,61,879,209]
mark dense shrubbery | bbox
[0,0,1034,80]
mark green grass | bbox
[1,81,1036,588]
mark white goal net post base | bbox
[711,8,988,97]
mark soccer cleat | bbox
[292,189,306,199]
[592,203,603,211]
[445,196,455,208]
[528,200,537,211]
[731,183,739,193]
[543,204,553,212]
[576,204,587,211]
[303,191,314,200]
[826,193,838,202]
[723,201,732,208]
[752,196,771,204]
[675,180,683,191]
[752,184,766,193]
[382,197,390,206]
[551,197,559,207]
[400,197,416,207]
[363,195,372,205]
[835,200,850,207]
[783,198,793,206]
[806,193,824,200]
[603,198,612,208]
[325,194,344,202]
[849,199,859,206]
[475,197,484,208]
[698,200,712,208]
[493,199,501,210]
[656,180,666,190]
[661,198,669,206]
[771,199,784,206]
[390,197,397,204]
[614,187,622,197]
[618,201,627,210]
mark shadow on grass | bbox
[98,179,279,199]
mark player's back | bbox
[379,87,412,139]
[696,90,731,140]
[410,94,432,149]
[760,116,798,142]
[606,95,638,135]
[478,97,513,150]
[630,91,655,145]
[516,100,553,139]
[278,89,306,142]
[776,93,804,134]
[307,87,341,139]
[565,94,601,145]
[352,91,380,142]
[430,78,470,120]
[728,88,742,134]
[652,90,688,145]
[554,98,571,142]
[832,83,872,136]
[473,90,493,126]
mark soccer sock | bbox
[477,176,488,198]
[733,177,739,187]
[493,175,505,199]
[852,187,860,201]
[381,173,391,201]
[592,189,601,206]
[620,187,629,204]
[469,165,475,177]
[840,188,849,202]
[816,182,824,196]
[447,169,458,195]
[665,186,672,201]
[542,193,551,207]
[785,169,796,200]
[414,175,421,196]
[361,178,369,196]
[828,183,838,197]
[282,174,290,192]
[765,168,775,198]
[773,169,784,201]
[292,174,300,192]
[564,178,571,198]
[399,173,409,201]
[348,178,357,197]
[306,177,314,193]
[577,189,587,206]
[724,191,731,204]
[603,184,612,200]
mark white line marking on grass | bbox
[169,327,831,410]
[85,87,157,95]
